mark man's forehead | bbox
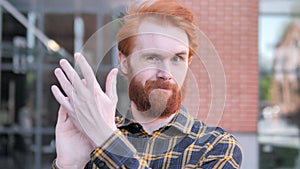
[137,20,189,47]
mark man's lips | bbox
[151,88,172,95]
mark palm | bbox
[55,106,93,168]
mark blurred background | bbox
[0,0,299,168]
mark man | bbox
[51,0,242,168]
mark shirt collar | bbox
[115,106,195,134]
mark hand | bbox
[51,52,118,146]
[54,106,93,169]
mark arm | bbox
[52,130,151,169]
[85,131,150,169]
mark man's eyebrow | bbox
[141,51,187,57]
[175,51,188,56]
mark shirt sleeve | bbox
[52,159,59,169]
[86,130,150,169]
[199,133,243,169]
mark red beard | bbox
[129,78,182,118]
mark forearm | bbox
[53,130,150,169]
[88,130,150,169]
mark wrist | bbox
[90,126,118,147]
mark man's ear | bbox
[118,51,129,76]
[188,56,192,65]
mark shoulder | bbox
[191,119,243,165]
[191,118,239,143]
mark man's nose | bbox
[157,70,172,80]
[156,63,172,80]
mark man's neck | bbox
[130,103,176,135]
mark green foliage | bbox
[260,75,272,101]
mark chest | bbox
[125,134,209,169]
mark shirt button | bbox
[98,161,106,168]
[133,124,141,129]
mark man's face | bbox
[120,20,189,119]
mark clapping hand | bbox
[51,53,118,168]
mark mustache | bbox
[128,77,182,117]
[144,79,178,91]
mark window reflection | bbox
[259,15,300,169]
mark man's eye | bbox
[172,56,184,62]
[147,55,160,61]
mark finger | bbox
[105,68,118,104]
[54,68,73,96]
[59,59,85,90]
[51,85,74,113]
[56,106,78,133]
[74,53,102,92]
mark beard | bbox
[129,77,182,119]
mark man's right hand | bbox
[55,106,94,169]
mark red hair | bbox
[117,0,198,60]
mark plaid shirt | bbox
[53,107,242,169]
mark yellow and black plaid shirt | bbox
[53,107,242,168]
[80,107,242,169]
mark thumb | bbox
[105,68,118,104]
[57,106,68,126]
